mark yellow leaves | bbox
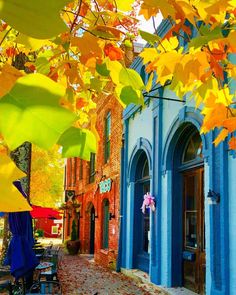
[201,103,228,133]
[215,88,233,106]
[0,154,32,212]
[140,0,175,20]
[197,0,232,25]
[116,0,134,11]
[71,33,103,68]
[0,63,23,98]
[30,144,64,208]
[214,129,229,146]
[145,50,182,85]
[92,25,123,40]
[139,48,158,65]
[159,37,179,52]
[16,34,52,51]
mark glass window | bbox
[51,226,58,235]
[143,183,150,253]
[142,159,149,178]
[102,199,109,249]
[89,153,96,183]
[73,158,77,186]
[184,175,198,248]
[79,159,83,180]
[67,213,71,236]
[183,132,202,163]
[104,111,111,163]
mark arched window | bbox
[102,199,109,249]
[135,152,150,254]
[142,159,149,178]
[104,111,111,163]
[182,131,202,163]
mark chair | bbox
[0,279,13,295]
[28,281,62,294]
[39,253,59,282]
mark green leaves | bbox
[107,61,145,106]
[57,127,97,160]
[96,63,110,76]
[189,26,223,48]
[120,86,143,106]
[0,73,76,150]
[139,30,161,45]
[0,0,70,39]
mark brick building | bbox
[64,92,123,269]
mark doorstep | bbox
[121,268,198,295]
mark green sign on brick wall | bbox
[99,178,112,194]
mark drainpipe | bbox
[116,135,125,272]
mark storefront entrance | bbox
[182,168,205,294]
[133,152,150,273]
[172,128,205,294]
[90,206,95,254]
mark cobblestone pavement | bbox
[58,252,166,295]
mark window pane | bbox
[183,132,202,163]
[103,200,109,249]
[104,112,111,163]
[89,153,96,183]
[185,176,197,210]
[79,159,83,180]
[185,211,197,248]
[142,159,149,178]
[143,183,150,253]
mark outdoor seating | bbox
[0,279,12,295]
[39,252,59,282]
[33,247,45,255]
[27,280,62,294]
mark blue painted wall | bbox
[119,19,232,295]
[228,155,236,294]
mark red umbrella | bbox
[30,205,61,219]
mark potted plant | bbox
[66,219,80,255]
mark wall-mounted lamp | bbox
[207,190,220,204]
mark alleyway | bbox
[58,252,166,295]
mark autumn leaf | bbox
[0,73,76,150]
[223,117,236,132]
[139,30,161,45]
[0,63,23,98]
[57,127,97,160]
[229,136,236,149]
[201,103,228,133]
[214,129,229,146]
[0,154,32,212]
[104,43,124,61]
[0,0,70,39]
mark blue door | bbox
[133,153,150,273]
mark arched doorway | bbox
[102,199,109,249]
[90,205,95,254]
[133,151,150,273]
[172,126,205,294]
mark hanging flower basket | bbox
[141,192,155,214]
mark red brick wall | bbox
[35,218,62,238]
[64,93,123,269]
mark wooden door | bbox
[183,168,205,294]
[90,206,95,254]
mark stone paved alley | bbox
[58,252,166,295]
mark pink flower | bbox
[141,192,155,214]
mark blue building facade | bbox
[119,20,235,295]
